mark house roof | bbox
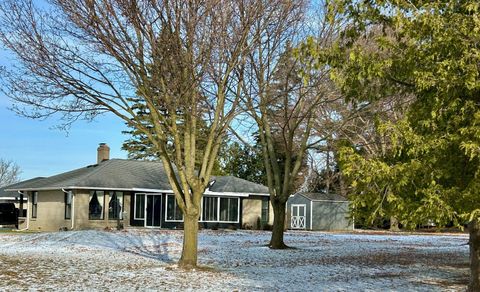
[209,176,268,194]
[0,177,45,199]
[296,192,348,202]
[6,159,269,196]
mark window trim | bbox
[31,191,38,219]
[200,196,240,224]
[134,193,146,220]
[164,194,184,222]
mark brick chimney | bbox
[97,143,110,164]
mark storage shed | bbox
[286,192,353,231]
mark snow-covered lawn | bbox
[0,229,469,291]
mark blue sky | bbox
[0,94,128,180]
[0,1,129,181]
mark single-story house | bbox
[5,144,272,231]
[286,192,353,231]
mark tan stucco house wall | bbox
[18,190,132,232]
[242,196,274,229]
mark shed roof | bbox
[296,192,348,202]
[6,159,269,195]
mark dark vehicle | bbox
[0,203,18,228]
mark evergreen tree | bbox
[300,1,480,289]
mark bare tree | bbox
[0,159,21,187]
[241,0,342,248]
[0,0,286,267]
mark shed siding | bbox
[311,201,353,231]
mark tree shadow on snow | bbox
[98,230,176,264]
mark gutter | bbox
[6,187,270,198]
[17,191,28,231]
[203,190,269,198]
[6,186,177,193]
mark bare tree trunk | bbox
[390,216,400,232]
[179,213,199,268]
[469,219,480,292]
[269,199,288,249]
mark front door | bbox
[145,194,161,228]
[291,204,306,229]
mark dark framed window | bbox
[19,193,26,217]
[108,191,123,220]
[202,196,218,221]
[261,198,269,224]
[134,193,145,220]
[166,194,183,221]
[219,197,239,222]
[64,191,72,219]
[31,191,38,219]
[89,191,104,220]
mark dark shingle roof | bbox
[297,192,348,202]
[0,177,46,198]
[209,176,268,194]
[6,159,268,195]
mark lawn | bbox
[0,229,469,291]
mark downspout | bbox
[62,189,75,230]
[17,191,29,231]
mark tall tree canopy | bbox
[0,0,291,268]
[243,0,342,248]
[303,0,480,289]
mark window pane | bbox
[65,192,72,219]
[220,198,238,222]
[167,195,183,221]
[135,194,145,219]
[31,192,38,219]
[219,198,228,221]
[89,191,104,220]
[261,198,269,223]
[230,198,238,222]
[109,192,123,219]
[174,200,183,221]
[167,195,175,220]
[202,196,217,221]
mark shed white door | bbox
[291,204,306,229]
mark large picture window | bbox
[108,191,123,220]
[89,191,104,220]
[134,193,145,220]
[202,196,218,221]
[64,191,72,219]
[202,196,239,223]
[219,197,238,222]
[31,191,38,219]
[166,194,183,221]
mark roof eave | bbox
[6,186,270,197]
[6,186,175,193]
